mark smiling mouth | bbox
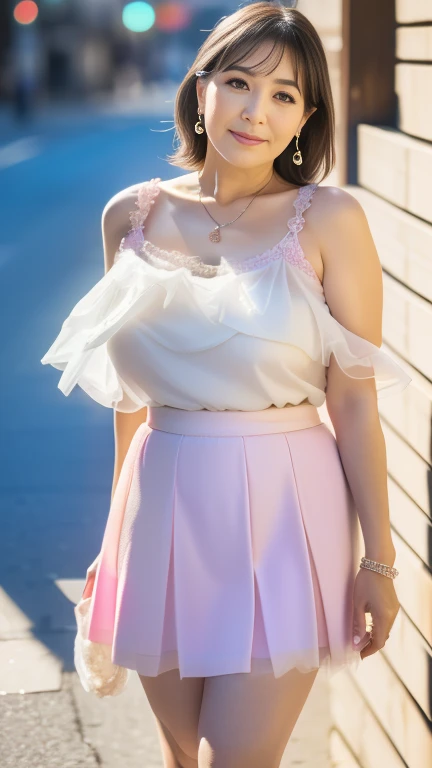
[229,131,266,144]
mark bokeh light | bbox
[13,1,39,25]
[122,2,156,33]
[155,3,193,32]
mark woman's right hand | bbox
[81,552,101,599]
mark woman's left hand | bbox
[352,566,400,660]
[81,552,101,600]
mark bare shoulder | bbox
[101,182,145,271]
[101,173,194,232]
[310,184,383,345]
[311,185,366,224]
[101,182,143,234]
[308,185,371,258]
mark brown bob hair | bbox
[166,1,335,186]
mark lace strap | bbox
[129,178,162,231]
[116,178,161,260]
[287,183,318,235]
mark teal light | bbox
[122,2,155,33]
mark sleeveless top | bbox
[41,178,412,412]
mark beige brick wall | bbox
[325,3,432,767]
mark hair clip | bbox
[195,70,209,77]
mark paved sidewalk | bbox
[0,666,331,767]
[0,558,332,766]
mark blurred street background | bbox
[0,1,430,767]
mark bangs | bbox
[214,32,302,92]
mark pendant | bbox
[209,227,221,243]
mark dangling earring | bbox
[195,108,205,135]
[292,131,303,165]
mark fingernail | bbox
[353,635,361,644]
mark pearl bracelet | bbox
[360,556,399,580]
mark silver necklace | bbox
[197,170,275,243]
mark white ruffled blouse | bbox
[41,178,412,412]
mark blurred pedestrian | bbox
[11,23,40,121]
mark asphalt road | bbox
[0,97,173,667]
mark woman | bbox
[41,2,411,766]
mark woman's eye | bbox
[226,77,248,90]
[225,78,295,104]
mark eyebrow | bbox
[221,65,301,93]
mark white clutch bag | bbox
[73,559,130,698]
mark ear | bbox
[196,79,204,111]
[196,77,208,112]
[300,106,317,130]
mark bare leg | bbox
[138,669,205,767]
[197,662,319,768]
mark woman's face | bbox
[196,41,315,170]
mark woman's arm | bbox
[102,186,150,497]
[313,188,395,560]
[111,409,148,499]
[83,187,148,592]
[84,403,148,595]
[103,187,152,497]
[309,187,399,658]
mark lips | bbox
[231,130,265,141]
[229,130,266,145]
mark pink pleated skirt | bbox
[87,402,361,680]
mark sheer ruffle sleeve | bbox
[282,267,413,399]
[40,251,156,412]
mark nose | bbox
[241,92,267,124]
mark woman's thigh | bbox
[197,663,320,768]
[138,669,205,767]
